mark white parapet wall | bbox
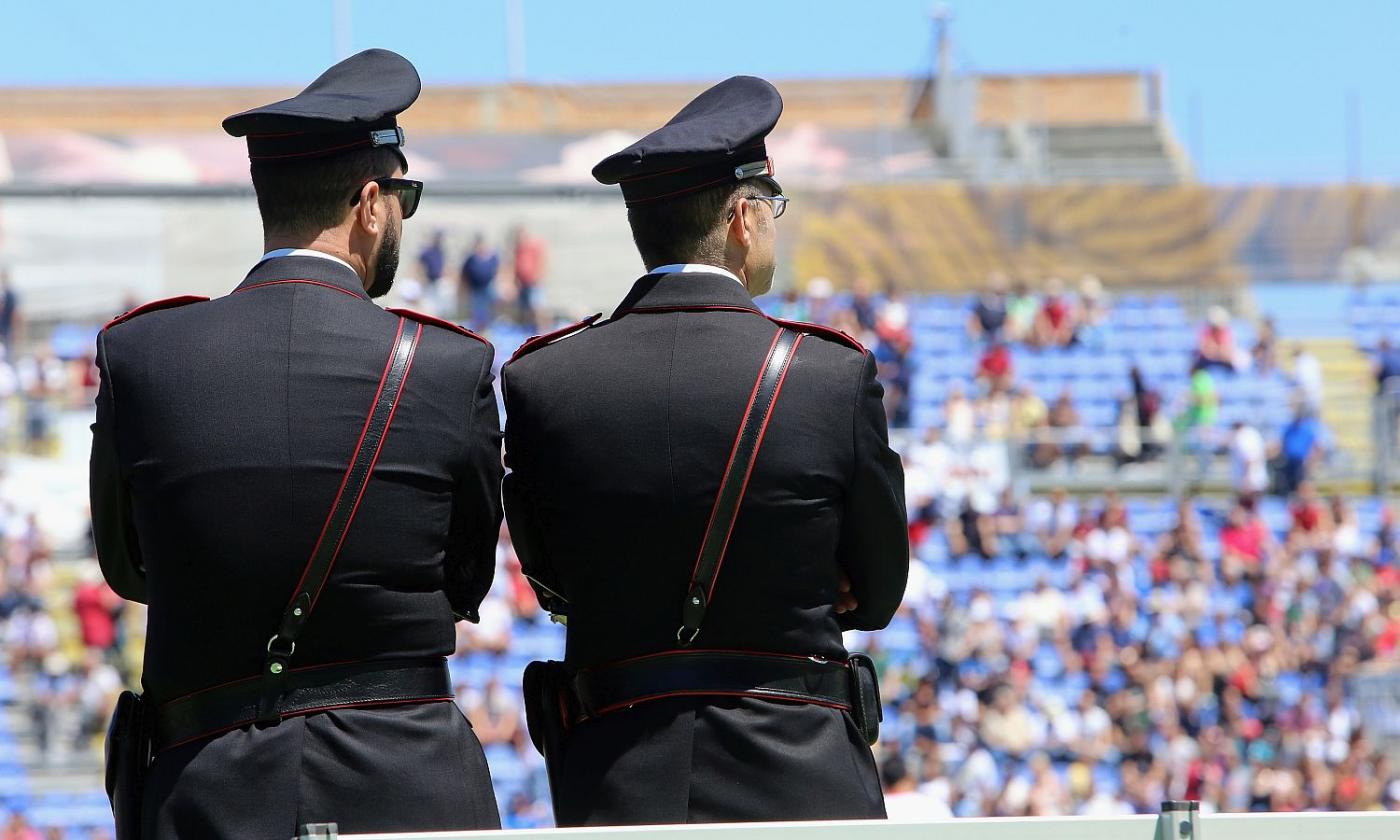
[300,811,1400,840]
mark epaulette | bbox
[103,295,209,331]
[385,308,490,347]
[766,316,865,352]
[507,313,602,364]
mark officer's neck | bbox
[263,229,370,289]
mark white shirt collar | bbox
[649,263,745,288]
[258,248,358,275]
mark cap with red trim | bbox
[592,76,783,207]
[222,49,420,173]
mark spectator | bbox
[416,229,446,314]
[71,564,121,655]
[459,234,500,330]
[1010,384,1048,440]
[975,341,1013,394]
[1196,306,1237,374]
[945,384,976,447]
[1032,278,1077,349]
[1129,366,1166,460]
[511,225,547,328]
[1005,281,1039,343]
[948,497,997,561]
[1,811,42,840]
[1253,315,1278,374]
[967,273,1009,343]
[1287,481,1334,554]
[0,269,19,352]
[849,278,877,332]
[1277,404,1326,495]
[460,676,521,746]
[1373,337,1400,395]
[774,287,809,322]
[1113,395,1145,466]
[1220,500,1273,577]
[1292,343,1324,411]
[1178,361,1220,476]
[1076,275,1109,349]
[1047,388,1086,466]
[1229,421,1269,498]
[993,488,1038,560]
[1084,498,1136,566]
[1027,489,1077,560]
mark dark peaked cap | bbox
[223,48,421,172]
[593,75,783,207]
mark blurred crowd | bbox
[407,226,549,332]
[870,485,1399,817]
[0,264,1395,834]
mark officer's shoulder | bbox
[766,316,866,354]
[385,307,492,351]
[102,295,210,332]
[506,313,602,366]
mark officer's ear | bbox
[354,179,383,236]
[727,196,754,251]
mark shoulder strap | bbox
[257,317,423,721]
[385,307,491,347]
[103,295,209,330]
[766,316,865,352]
[508,313,602,364]
[678,327,803,647]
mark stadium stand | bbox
[0,277,1394,836]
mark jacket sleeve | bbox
[499,364,569,616]
[835,351,909,631]
[88,331,148,604]
[444,348,504,623]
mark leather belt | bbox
[570,650,853,723]
[154,657,452,753]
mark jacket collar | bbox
[234,254,370,301]
[612,271,762,319]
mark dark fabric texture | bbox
[502,271,908,825]
[89,254,503,835]
[143,702,498,838]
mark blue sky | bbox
[3,0,1397,182]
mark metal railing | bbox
[292,809,1400,840]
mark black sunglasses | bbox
[350,177,423,219]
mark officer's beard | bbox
[366,221,400,299]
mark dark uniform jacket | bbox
[90,254,503,838]
[502,271,908,825]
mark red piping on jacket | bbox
[310,321,422,610]
[588,689,850,721]
[103,295,209,330]
[582,647,849,673]
[702,333,803,601]
[157,657,372,711]
[289,318,404,608]
[686,330,783,595]
[158,696,454,753]
[386,307,490,346]
[234,279,363,299]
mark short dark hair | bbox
[250,146,401,236]
[626,180,765,269]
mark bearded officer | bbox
[503,76,908,825]
[90,49,502,837]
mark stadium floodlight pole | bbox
[506,0,526,81]
[333,0,352,61]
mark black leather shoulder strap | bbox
[257,317,422,721]
[678,327,803,646]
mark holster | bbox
[104,690,151,840]
[522,660,572,803]
[847,653,883,746]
